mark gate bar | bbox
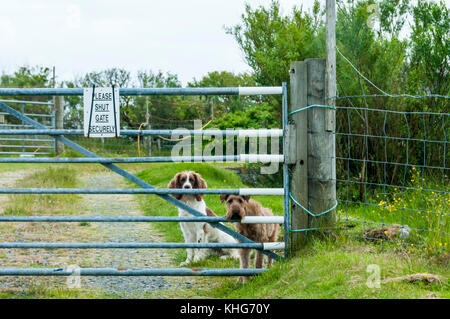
[0,242,285,250]
[0,188,285,195]
[0,101,280,261]
[0,99,53,105]
[282,82,290,258]
[0,152,50,155]
[0,112,53,118]
[0,215,285,224]
[0,155,284,164]
[0,128,283,137]
[0,87,282,96]
[0,268,268,276]
[0,144,53,149]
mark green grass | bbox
[2,166,81,216]
[0,285,118,299]
[1,161,447,299]
[0,163,52,172]
[337,167,449,253]
[206,238,449,299]
[135,163,449,299]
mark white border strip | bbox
[263,242,285,250]
[239,154,284,163]
[238,87,283,95]
[239,188,284,196]
[237,129,283,137]
[241,216,285,224]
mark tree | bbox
[64,68,133,128]
[0,65,53,119]
[226,1,323,87]
[136,70,208,128]
[408,0,449,111]
[188,71,257,116]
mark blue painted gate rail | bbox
[0,85,290,278]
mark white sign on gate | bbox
[83,86,120,138]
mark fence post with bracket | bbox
[288,58,336,254]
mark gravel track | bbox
[0,169,204,298]
[0,170,33,211]
[74,173,203,298]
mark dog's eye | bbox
[238,199,243,203]
[227,199,233,204]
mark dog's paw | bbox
[180,260,191,267]
[193,255,206,262]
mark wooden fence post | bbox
[289,58,336,254]
[54,96,64,155]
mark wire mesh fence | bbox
[335,96,449,254]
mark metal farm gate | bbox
[0,99,55,156]
[0,85,290,278]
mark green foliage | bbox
[210,101,280,130]
[62,68,210,130]
[0,65,53,119]
[63,68,133,129]
[2,167,80,216]
[336,0,409,99]
[188,71,257,114]
[135,70,202,127]
[408,0,449,105]
[1,65,52,89]
[226,0,323,87]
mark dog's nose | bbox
[232,210,240,216]
[183,185,192,189]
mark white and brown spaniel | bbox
[168,171,238,265]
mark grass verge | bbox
[2,166,81,216]
[136,163,449,299]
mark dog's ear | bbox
[205,207,217,217]
[168,173,182,200]
[220,194,229,203]
[192,172,206,202]
[168,173,180,189]
[242,195,251,202]
[193,172,207,189]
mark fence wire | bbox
[334,96,449,254]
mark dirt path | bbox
[0,170,34,211]
[78,173,202,298]
[0,169,204,298]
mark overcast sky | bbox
[0,0,317,86]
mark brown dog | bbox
[220,194,279,282]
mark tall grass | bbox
[338,166,449,254]
[2,166,80,216]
